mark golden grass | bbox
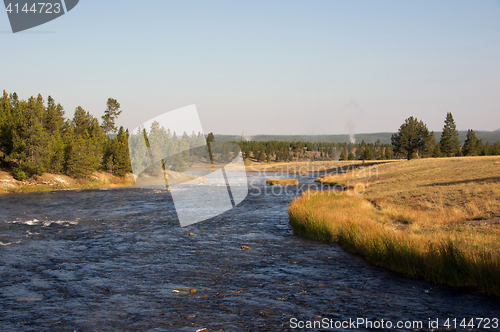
[249,160,370,172]
[289,156,500,296]
[266,178,299,186]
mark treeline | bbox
[236,112,500,162]
[2,91,499,179]
[128,124,208,176]
[0,91,132,180]
[392,113,500,160]
[236,140,394,162]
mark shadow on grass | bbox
[422,176,500,187]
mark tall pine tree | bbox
[11,95,50,176]
[0,91,15,166]
[462,129,479,156]
[65,128,98,178]
[112,126,132,176]
[391,116,430,160]
[101,98,122,135]
[44,96,66,173]
[440,112,460,157]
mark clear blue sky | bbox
[2,0,500,136]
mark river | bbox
[0,173,499,331]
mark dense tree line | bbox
[2,91,499,178]
[0,91,132,179]
[236,112,499,163]
[128,123,207,177]
[392,112,500,160]
[235,140,394,162]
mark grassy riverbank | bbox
[0,170,135,194]
[288,156,500,296]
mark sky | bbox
[1,0,500,136]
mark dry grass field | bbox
[289,156,500,296]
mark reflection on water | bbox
[0,175,499,331]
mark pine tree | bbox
[0,91,14,166]
[46,131,65,173]
[45,96,65,132]
[128,127,151,177]
[64,107,102,178]
[44,96,66,173]
[11,95,50,176]
[170,153,187,172]
[374,139,382,160]
[423,131,437,158]
[432,143,443,158]
[65,128,98,178]
[73,106,106,168]
[391,116,430,160]
[112,126,132,176]
[348,152,355,160]
[440,112,460,157]
[258,150,266,162]
[379,149,387,160]
[102,137,116,172]
[477,139,486,156]
[462,129,479,156]
[206,132,215,168]
[364,147,374,160]
[101,98,122,135]
[179,132,193,166]
[385,146,393,160]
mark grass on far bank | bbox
[247,159,392,172]
[289,156,500,296]
[266,178,299,186]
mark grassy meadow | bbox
[289,156,500,296]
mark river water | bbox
[0,173,499,331]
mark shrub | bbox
[14,161,43,178]
[14,170,27,181]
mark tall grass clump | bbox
[266,178,299,186]
[288,190,500,296]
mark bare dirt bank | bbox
[0,171,136,194]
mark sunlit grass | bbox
[266,178,299,186]
[289,156,500,296]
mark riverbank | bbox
[0,170,136,194]
[266,178,299,186]
[245,159,397,173]
[288,156,500,296]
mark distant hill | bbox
[215,133,394,144]
[215,131,500,144]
